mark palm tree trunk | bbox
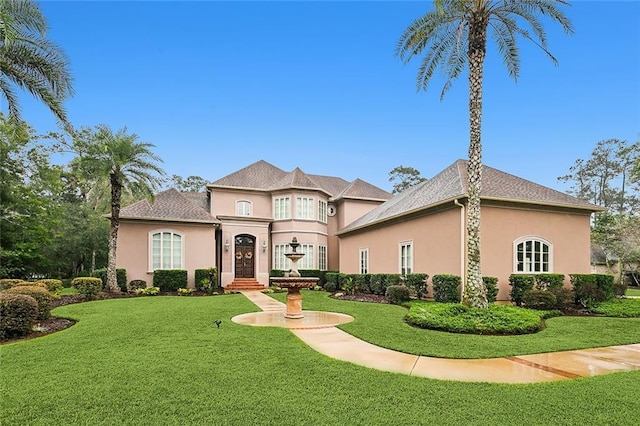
[107,173,121,293]
[462,12,488,309]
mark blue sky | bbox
[15,1,640,193]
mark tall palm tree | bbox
[396,0,572,308]
[75,126,165,292]
[0,0,73,126]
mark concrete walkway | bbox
[235,291,640,384]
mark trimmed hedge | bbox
[523,289,557,310]
[386,285,411,305]
[34,279,64,294]
[195,268,218,293]
[72,277,102,300]
[432,274,461,303]
[129,280,147,292]
[355,274,372,294]
[153,270,187,292]
[325,272,339,292]
[2,286,53,320]
[405,273,428,299]
[483,276,499,303]
[0,279,27,291]
[509,275,535,307]
[534,274,565,290]
[0,293,38,339]
[92,268,127,292]
[570,273,614,307]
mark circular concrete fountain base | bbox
[231,311,354,329]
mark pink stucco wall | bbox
[117,221,216,288]
[339,201,593,300]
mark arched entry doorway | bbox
[234,234,255,279]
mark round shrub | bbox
[386,285,411,305]
[129,279,147,292]
[523,290,557,310]
[34,279,64,295]
[14,281,48,290]
[71,277,103,300]
[0,293,38,339]
[508,274,535,306]
[2,286,53,320]
[0,279,27,291]
[324,281,337,292]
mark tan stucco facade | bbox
[116,220,217,288]
[339,200,593,300]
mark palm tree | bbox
[396,0,572,308]
[0,0,73,126]
[75,126,165,292]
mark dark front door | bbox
[234,235,255,278]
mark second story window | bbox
[296,197,314,220]
[236,201,251,216]
[318,200,327,223]
[274,197,290,220]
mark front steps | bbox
[225,278,266,291]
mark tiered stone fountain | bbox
[269,237,319,319]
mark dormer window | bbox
[236,201,251,216]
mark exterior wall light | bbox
[262,240,267,253]
[224,239,230,252]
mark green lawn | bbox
[2,295,639,425]
[626,287,640,297]
[271,291,640,359]
[60,286,78,295]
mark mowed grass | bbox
[2,295,640,425]
[626,287,640,297]
[271,291,640,358]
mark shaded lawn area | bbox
[2,295,639,425]
[271,291,640,359]
[626,287,640,297]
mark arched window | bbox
[150,230,183,270]
[236,200,251,216]
[514,237,551,273]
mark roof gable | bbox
[120,188,217,223]
[334,178,393,202]
[269,167,325,193]
[209,160,287,190]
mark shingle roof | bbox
[208,160,391,201]
[340,159,601,234]
[181,192,209,212]
[120,188,218,223]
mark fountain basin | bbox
[270,277,319,319]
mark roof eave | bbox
[119,216,220,225]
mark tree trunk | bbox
[462,12,488,309]
[107,173,121,293]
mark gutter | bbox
[453,199,465,298]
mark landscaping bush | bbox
[482,276,499,303]
[592,298,640,317]
[195,268,218,293]
[341,275,357,295]
[386,285,411,305]
[0,293,38,339]
[177,288,194,296]
[269,269,285,278]
[153,270,187,292]
[129,280,147,292]
[432,274,461,303]
[405,302,554,335]
[571,274,614,307]
[613,281,628,298]
[404,273,428,299]
[369,274,385,295]
[13,281,48,290]
[355,274,372,294]
[387,274,403,287]
[71,277,103,300]
[534,274,565,290]
[548,286,573,308]
[2,286,53,320]
[0,279,27,291]
[135,287,160,296]
[523,289,558,310]
[34,279,64,295]
[92,268,127,292]
[508,274,535,307]
[324,272,339,292]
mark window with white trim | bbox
[299,244,314,269]
[400,242,412,275]
[515,237,551,273]
[150,231,183,270]
[236,200,251,216]
[359,248,369,274]
[318,200,327,223]
[274,244,287,270]
[296,197,314,220]
[318,245,327,271]
[274,197,290,220]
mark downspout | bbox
[454,199,465,299]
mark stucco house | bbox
[116,159,601,300]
